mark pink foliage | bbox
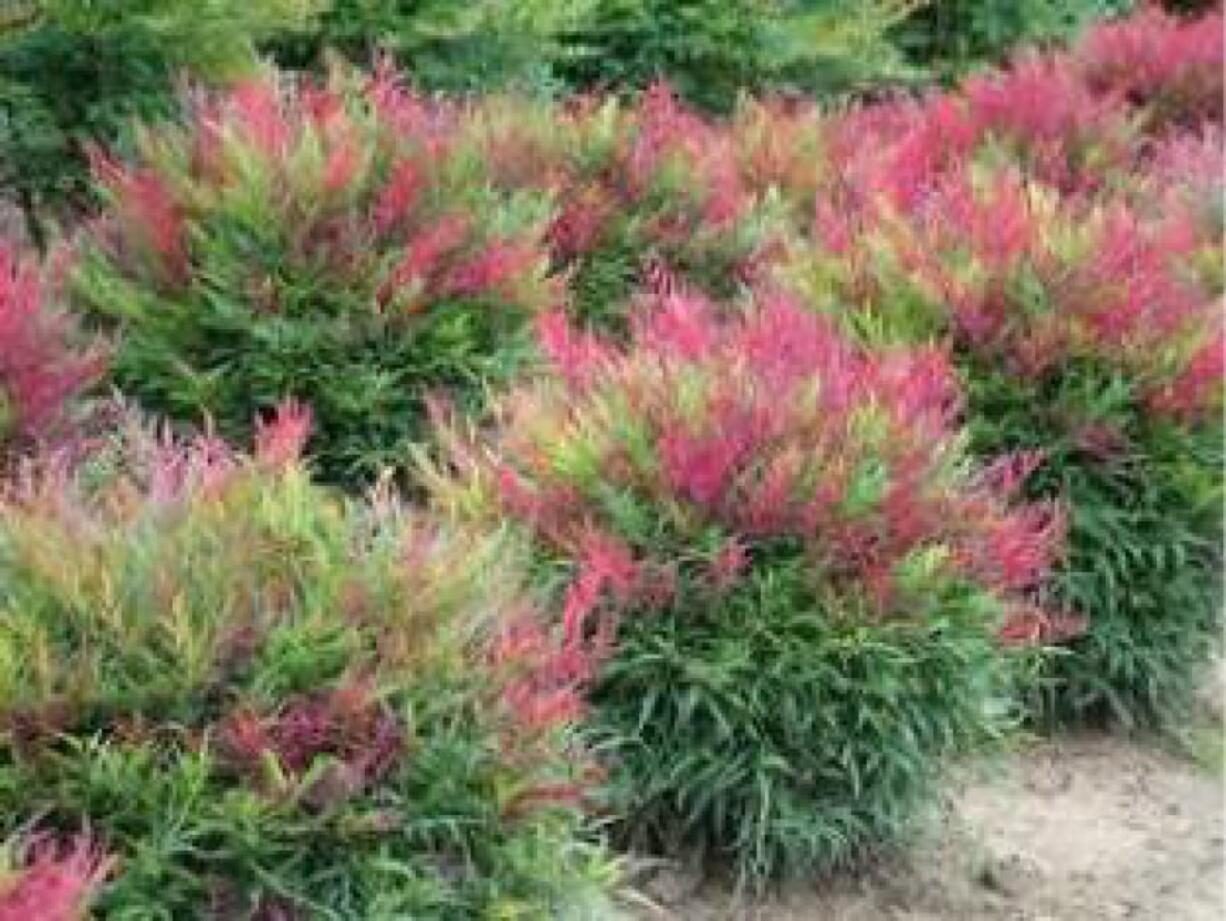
[467,291,1062,637]
[0,834,113,921]
[255,399,313,469]
[91,154,188,283]
[0,245,102,452]
[1077,7,1224,125]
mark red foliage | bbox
[254,399,313,469]
[1077,7,1224,125]
[0,834,113,921]
[218,678,404,804]
[0,244,102,454]
[459,291,1063,640]
[91,153,188,283]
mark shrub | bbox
[556,0,917,113]
[0,241,102,465]
[768,10,1224,727]
[266,0,591,95]
[889,0,1131,79]
[425,291,1064,883]
[0,0,315,248]
[0,407,616,918]
[71,68,555,488]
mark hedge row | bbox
[0,5,1221,915]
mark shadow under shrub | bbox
[426,291,1063,884]
[0,409,615,919]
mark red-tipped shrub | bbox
[73,68,555,488]
[427,290,1064,881]
[0,833,113,921]
[0,411,611,916]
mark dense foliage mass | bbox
[0,4,1219,910]
[0,409,614,918]
[0,241,101,465]
[72,70,555,488]
[765,5,1224,726]
[425,290,1065,882]
[0,0,314,247]
[890,0,1133,78]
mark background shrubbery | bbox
[0,0,316,247]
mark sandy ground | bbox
[627,733,1225,921]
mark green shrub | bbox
[71,68,554,488]
[266,0,590,95]
[891,0,1132,79]
[0,0,314,248]
[0,410,616,918]
[557,0,918,113]
[425,291,1063,884]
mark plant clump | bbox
[72,68,557,489]
[0,241,103,467]
[0,406,615,918]
[426,289,1066,883]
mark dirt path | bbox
[628,734,1224,921]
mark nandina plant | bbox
[464,85,783,333]
[425,291,1065,883]
[0,407,616,918]
[776,109,1223,728]
[71,66,556,489]
[1075,6,1224,131]
[0,242,103,468]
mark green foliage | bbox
[967,362,1224,730]
[891,0,1133,78]
[71,71,555,488]
[0,0,314,247]
[266,0,591,94]
[593,554,1006,884]
[557,0,920,112]
[0,423,616,918]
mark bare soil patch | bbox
[629,733,1225,921]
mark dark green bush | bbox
[0,0,311,248]
[557,0,917,112]
[265,0,584,94]
[891,0,1132,78]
